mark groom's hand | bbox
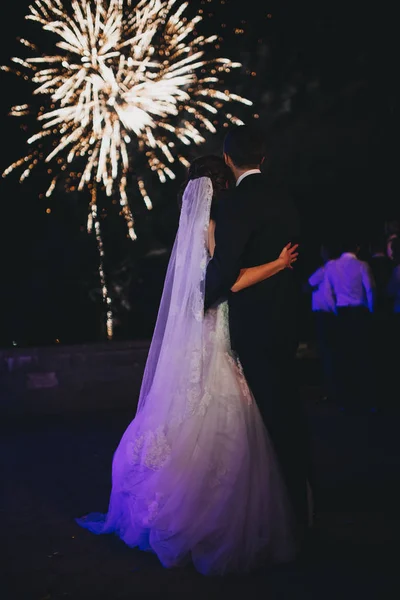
[279,243,299,269]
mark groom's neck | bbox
[224,154,261,182]
[234,166,259,183]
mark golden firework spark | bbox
[2,0,252,240]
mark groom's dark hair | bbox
[223,125,266,168]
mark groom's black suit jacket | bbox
[205,172,301,355]
[205,173,308,529]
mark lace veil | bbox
[136,176,213,415]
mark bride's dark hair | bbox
[177,155,234,219]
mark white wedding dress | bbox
[76,177,295,575]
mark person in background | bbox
[322,237,376,413]
[387,237,400,313]
[384,220,400,261]
[386,237,400,406]
[367,235,394,316]
[367,235,394,404]
[307,244,336,402]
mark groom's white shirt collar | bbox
[236,169,261,186]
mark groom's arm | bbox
[205,194,252,310]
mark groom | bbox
[205,125,310,543]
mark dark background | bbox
[0,0,397,346]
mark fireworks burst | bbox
[2,0,251,240]
[2,0,252,339]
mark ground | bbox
[1,387,399,600]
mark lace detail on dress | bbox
[128,426,171,471]
[189,347,202,384]
[142,493,165,526]
[192,284,204,321]
[217,302,253,406]
[226,353,253,406]
[198,390,212,416]
[192,247,208,322]
[208,458,229,489]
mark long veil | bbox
[136,176,212,415]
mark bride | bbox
[76,155,299,576]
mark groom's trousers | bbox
[233,334,311,534]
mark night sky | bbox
[0,1,397,346]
